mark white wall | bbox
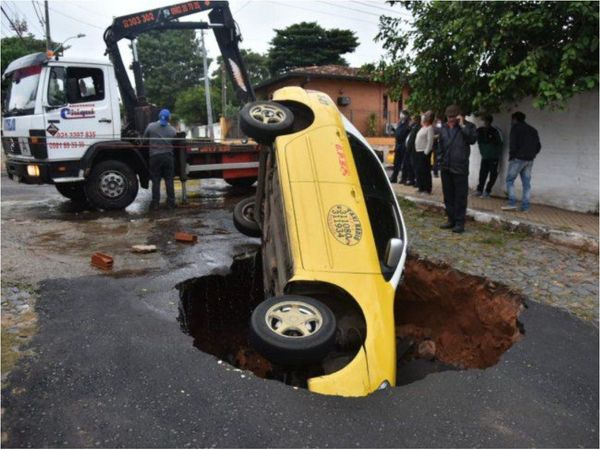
[467,90,599,213]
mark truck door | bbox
[43,65,113,161]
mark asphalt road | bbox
[1,177,598,448]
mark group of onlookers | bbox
[390,105,541,233]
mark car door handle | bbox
[98,118,112,123]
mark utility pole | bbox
[44,0,51,50]
[200,29,214,140]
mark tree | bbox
[174,86,221,126]
[211,49,270,112]
[369,1,599,113]
[268,22,359,75]
[136,29,207,111]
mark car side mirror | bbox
[385,238,403,267]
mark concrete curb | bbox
[401,195,599,254]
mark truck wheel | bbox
[225,177,256,188]
[85,160,139,210]
[233,196,261,237]
[240,101,294,144]
[250,295,337,366]
[55,182,87,202]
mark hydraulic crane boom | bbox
[103,0,256,135]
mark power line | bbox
[263,0,379,26]
[316,0,381,17]
[1,6,24,40]
[234,0,252,14]
[47,5,104,30]
[9,0,43,36]
[32,1,47,33]
[350,1,411,18]
[70,2,114,22]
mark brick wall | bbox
[256,77,408,136]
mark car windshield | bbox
[5,65,42,115]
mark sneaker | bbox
[501,204,517,211]
[167,203,177,210]
[473,191,483,197]
[482,192,490,198]
[439,222,455,229]
[150,202,159,211]
[519,207,529,213]
[452,225,465,233]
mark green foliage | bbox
[136,29,207,111]
[268,22,359,75]
[211,49,271,109]
[173,86,221,126]
[1,35,49,95]
[371,1,599,113]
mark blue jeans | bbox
[506,159,533,209]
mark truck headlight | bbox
[27,164,40,177]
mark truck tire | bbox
[233,196,261,237]
[240,101,294,144]
[250,295,337,366]
[85,160,139,210]
[55,182,87,202]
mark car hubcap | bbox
[265,301,323,338]
[99,171,127,199]
[242,202,255,220]
[249,104,286,125]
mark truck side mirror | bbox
[384,238,403,267]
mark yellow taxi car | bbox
[232,87,407,397]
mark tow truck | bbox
[2,1,258,209]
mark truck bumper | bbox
[5,159,83,185]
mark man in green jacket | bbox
[475,115,503,198]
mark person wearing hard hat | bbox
[144,109,177,210]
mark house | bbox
[468,90,599,213]
[254,65,410,137]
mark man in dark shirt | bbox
[389,110,410,183]
[144,109,177,210]
[501,111,541,212]
[435,104,477,233]
[475,115,503,197]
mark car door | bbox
[43,64,114,161]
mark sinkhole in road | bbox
[177,251,524,388]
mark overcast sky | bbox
[1,0,412,80]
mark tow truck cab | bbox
[3,52,122,186]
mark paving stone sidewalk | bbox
[393,176,598,237]
[397,198,599,325]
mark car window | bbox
[47,67,67,106]
[347,132,401,278]
[66,67,104,103]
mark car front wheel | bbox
[250,295,337,366]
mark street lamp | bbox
[52,33,86,53]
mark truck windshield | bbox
[5,65,42,116]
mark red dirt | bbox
[395,255,524,369]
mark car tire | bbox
[84,160,139,210]
[240,101,294,144]
[225,177,256,188]
[55,182,87,202]
[250,295,337,366]
[233,196,261,237]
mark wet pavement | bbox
[1,175,598,448]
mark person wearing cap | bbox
[435,104,477,233]
[143,109,177,210]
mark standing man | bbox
[436,104,477,233]
[475,114,503,197]
[389,110,410,183]
[144,109,177,210]
[501,111,541,212]
[400,114,421,186]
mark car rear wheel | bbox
[233,196,261,237]
[240,101,294,144]
[225,177,256,187]
[85,160,139,210]
[250,295,337,366]
[55,182,87,202]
